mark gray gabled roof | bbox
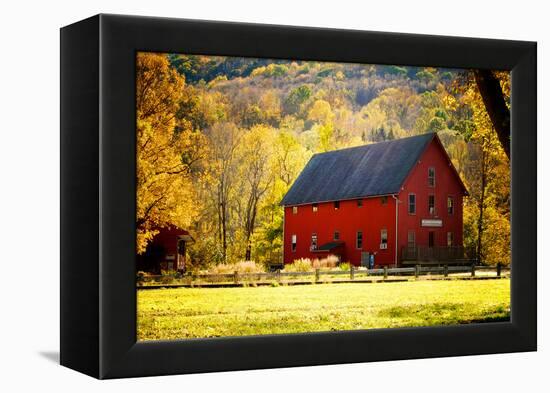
[281,133,435,206]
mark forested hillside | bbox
[136,52,510,267]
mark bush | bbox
[285,255,341,272]
[285,258,313,272]
[158,270,178,284]
[209,261,265,274]
[312,255,339,269]
[136,271,149,282]
[339,262,351,271]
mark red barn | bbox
[281,133,469,267]
[136,226,195,273]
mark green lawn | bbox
[137,279,510,341]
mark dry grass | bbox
[284,255,340,271]
[208,260,265,274]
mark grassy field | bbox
[137,279,510,341]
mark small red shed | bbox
[281,132,468,267]
[136,226,194,273]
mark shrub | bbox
[339,262,351,271]
[285,258,313,272]
[285,256,341,272]
[136,271,148,282]
[209,260,265,275]
[158,270,177,284]
[312,255,339,269]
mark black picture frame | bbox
[60,14,536,379]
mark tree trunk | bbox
[474,70,510,159]
[476,150,487,263]
[221,200,227,261]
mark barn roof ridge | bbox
[280,132,436,206]
[310,132,434,157]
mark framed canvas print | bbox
[60,14,536,379]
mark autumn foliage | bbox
[136,52,510,266]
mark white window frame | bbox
[407,230,416,248]
[311,233,318,250]
[408,193,416,215]
[356,231,363,249]
[291,234,297,252]
[447,195,454,215]
[447,232,454,247]
[428,194,435,215]
[380,228,388,245]
[428,167,436,187]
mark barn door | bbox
[361,252,370,267]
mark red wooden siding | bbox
[136,226,192,272]
[283,136,466,267]
[397,137,464,259]
[283,196,397,265]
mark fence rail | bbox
[137,263,509,288]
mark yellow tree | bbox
[308,99,335,152]
[204,122,242,261]
[446,71,511,265]
[253,130,310,264]
[136,53,203,254]
[235,125,277,261]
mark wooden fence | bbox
[137,263,509,288]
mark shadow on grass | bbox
[377,303,510,325]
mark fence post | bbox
[277,268,281,282]
[415,264,420,279]
[315,268,320,283]
[234,270,239,284]
[444,264,448,278]
[383,266,388,280]
[471,264,476,277]
[350,265,354,280]
[497,263,502,277]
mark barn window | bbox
[312,203,318,212]
[408,194,416,214]
[380,229,388,245]
[357,199,363,207]
[428,167,436,187]
[447,196,454,215]
[407,231,416,249]
[334,201,340,210]
[291,235,297,252]
[381,196,388,205]
[447,232,454,247]
[311,233,318,250]
[292,206,298,215]
[334,231,340,241]
[428,194,435,215]
[356,231,363,249]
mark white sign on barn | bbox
[421,219,443,227]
